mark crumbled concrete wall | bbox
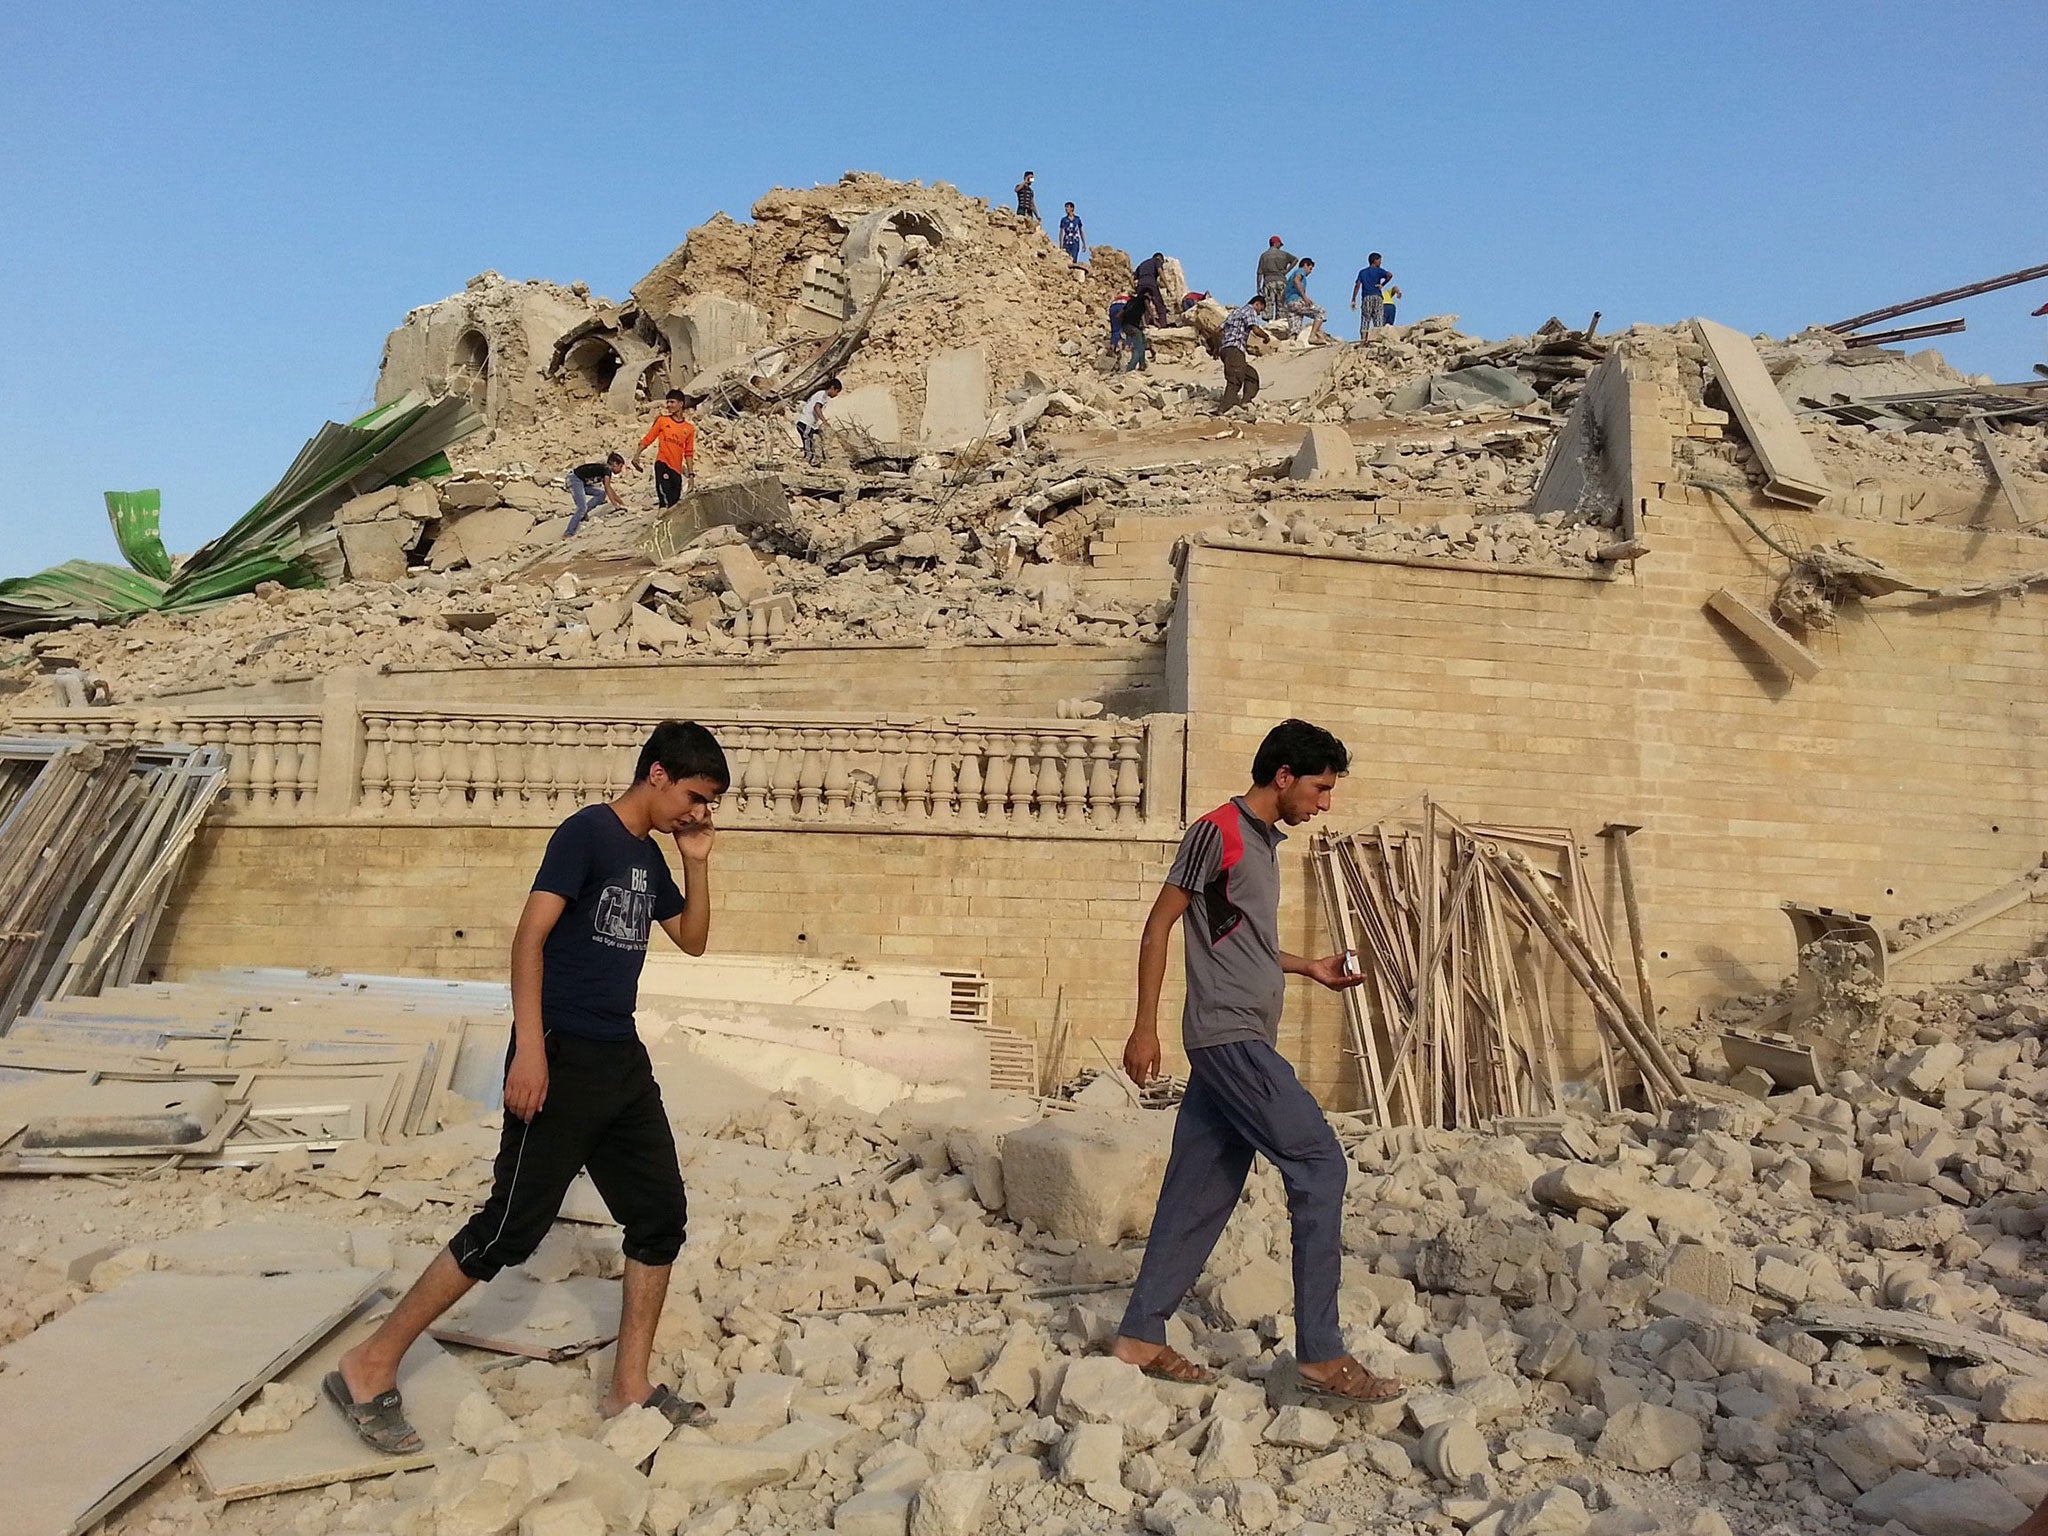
[375,272,600,427]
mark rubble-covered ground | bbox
[12,944,2048,1536]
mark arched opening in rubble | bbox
[562,336,622,399]
[448,329,491,406]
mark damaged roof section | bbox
[0,393,480,637]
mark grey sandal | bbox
[323,1370,424,1455]
[642,1383,709,1427]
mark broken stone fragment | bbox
[1595,1401,1703,1473]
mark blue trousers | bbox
[565,473,607,537]
[1120,1039,1348,1361]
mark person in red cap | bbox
[1256,237,1296,323]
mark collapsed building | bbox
[5,174,2048,1536]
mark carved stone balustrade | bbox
[11,704,1188,837]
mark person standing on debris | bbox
[1108,294,1132,356]
[563,453,627,537]
[1216,295,1270,412]
[1350,253,1394,338]
[1058,203,1086,265]
[1015,171,1038,223]
[1283,257,1334,345]
[1256,237,1296,321]
[1109,719,1404,1410]
[797,378,842,465]
[1131,253,1171,327]
[328,721,731,1455]
[633,390,697,508]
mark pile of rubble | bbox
[9,941,2048,1535]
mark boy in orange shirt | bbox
[632,391,697,507]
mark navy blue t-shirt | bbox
[1356,265,1391,295]
[532,804,685,1041]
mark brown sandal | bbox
[1295,1356,1405,1408]
[1132,1345,1212,1385]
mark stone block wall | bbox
[149,823,1185,1068]
[1172,490,2048,1104]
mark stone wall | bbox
[147,823,1184,1062]
[158,642,1168,720]
[1172,492,2048,1104]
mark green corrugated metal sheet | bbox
[1,393,482,637]
[103,491,173,581]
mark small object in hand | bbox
[1342,949,1361,977]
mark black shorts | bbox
[448,1032,686,1281]
[653,462,684,507]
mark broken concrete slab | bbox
[641,474,791,562]
[0,1267,382,1536]
[190,1318,483,1500]
[1694,319,1833,507]
[151,1221,357,1277]
[831,385,905,450]
[1705,587,1825,681]
[713,544,777,603]
[431,506,538,571]
[920,346,991,449]
[649,1417,849,1499]
[1288,425,1357,481]
[430,1273,619,1361]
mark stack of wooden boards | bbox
[0,970,512,1172]
[0,736,227,1024]
[1310,803,1689,1129]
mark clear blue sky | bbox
[3,2,2043,576]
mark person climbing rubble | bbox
[1256,236,1296,320]
[796,378,842,465]
[1131,253,1170,327]
[1121,292,1150,374]
[1283,256,1334,345]
[1014,171,1038,223]
[632,391,696,508]
[326,721,731,1455]
[1111,719,1405,1411]
[1216,294,1270,412]
[562,453,626,537]
[1351,252,1394,337]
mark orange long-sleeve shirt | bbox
[639,414,696,471]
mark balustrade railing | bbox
[9,709,322,814]
[10,704,1184,834]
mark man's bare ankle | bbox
[1110,1336,1161,1363]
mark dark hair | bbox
[1368,252,1382,263]
[665,388,685,402]
[1299,257,1315,268]
[1249,294,1267,307]
[1065,202,1075,210]
[606,452,626,467]
[635,720,731,790]
[826,377,843,391]
[1252,719,1349,785]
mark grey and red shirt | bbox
[1166,797,1286,1050]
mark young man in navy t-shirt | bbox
[327,721,730,1453]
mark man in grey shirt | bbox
[1255,236,1296,322]
[1112,719,1405,1408]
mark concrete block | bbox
[1853,1470,2028,1535]
[920,346,991,449]
[831,385,904,447]
[1000,1111,1172,1246]
[1595,1401,1703,1472]
[1288,425,1357,481]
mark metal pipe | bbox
[1843,318,1967,348]
[1825,261,2048,334]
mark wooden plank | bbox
[1705,588,1825,681]
[0,1268,382,1536]
[429,1273,619,1361]
[1693,318,1833,507]
[191,1321,483,1501]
